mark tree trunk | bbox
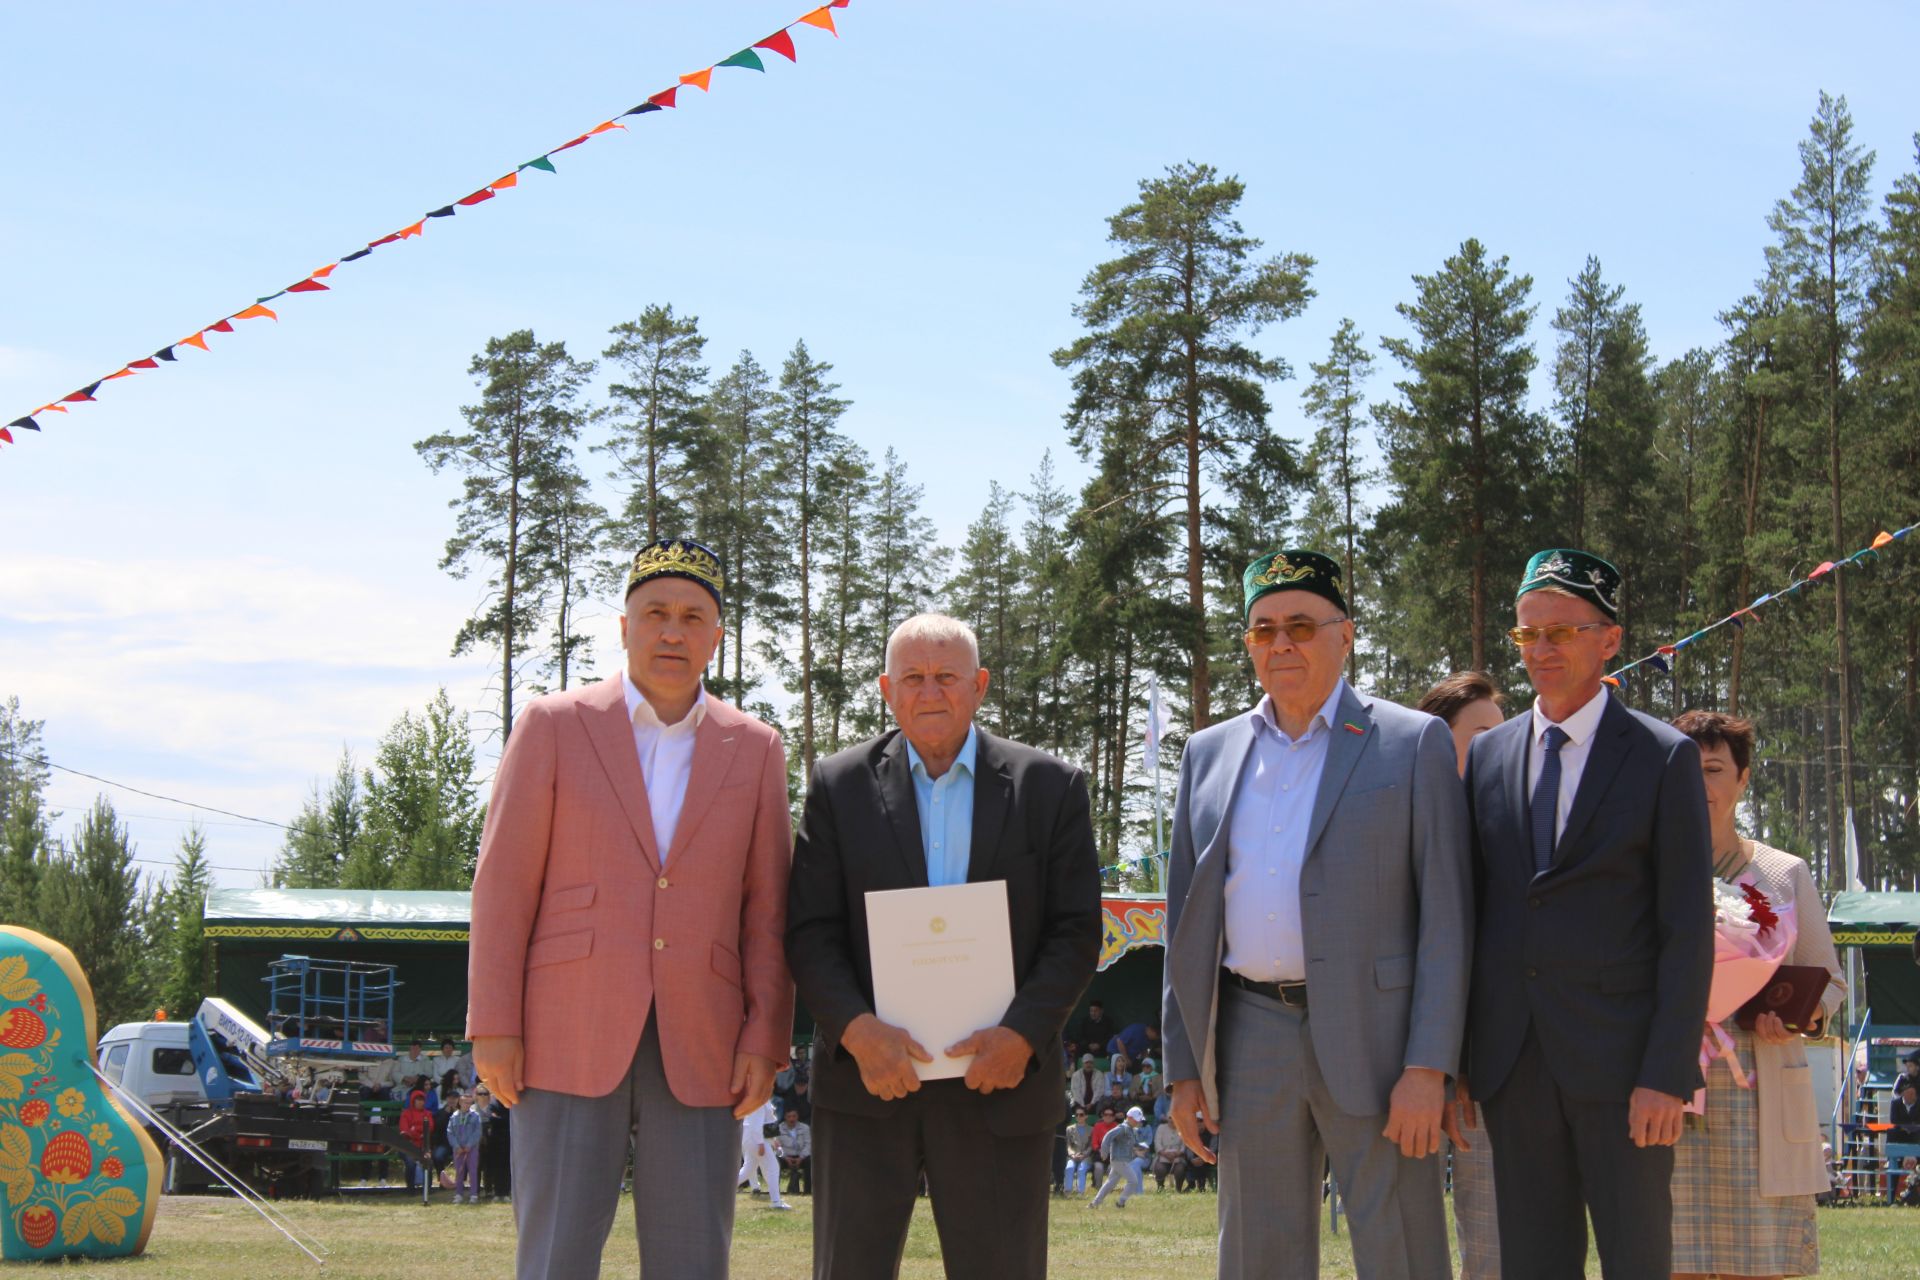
[799,423,816,775]
[1728,396,1768,714]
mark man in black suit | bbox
[1458,549,1713,1278]
[786,612,1101,1279]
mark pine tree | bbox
[689,351,783,705]
[1054,162,1315,728]
[764,340,852,776]
[0,697,52,927]
[815,447,876,755]
[417,330,594,739]
[1015,453,1074,751]
[1374,239,1545,681]
[345,692,482,890]
[158,824,211,1018]
[600,305,710,544]
[38,798,150,1028]
[947,484,1021,735]
[527,458,605,692]
[272,749,364,888]
[1299,319,1376,680]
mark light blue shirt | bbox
[905,726,978,888]
[1222,680,1348,983]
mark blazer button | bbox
[657,877,670,890]
[1525,966,1539,979]
[653,938,666,950]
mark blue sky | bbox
[3,1,1916,887]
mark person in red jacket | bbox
[398,1089,436,1191]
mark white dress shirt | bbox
[1527,685,1610,844]
[621,671,706,863]
[1222,680,1347,984]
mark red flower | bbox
[1740,882,1780,936]
[19,1098,49,1127]
[101,1156,125,1179]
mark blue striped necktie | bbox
[1532,725,1569,874]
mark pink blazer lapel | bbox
[575,676,661,871]
[666,701,744,863]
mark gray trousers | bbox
[1216,984,1449,1280]
[510,1020,739,1280]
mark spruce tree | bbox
[1054,162,1315,727]
[600,305,710,543]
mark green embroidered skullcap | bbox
[1516,548,1621,620]
[1242,549,1347,619]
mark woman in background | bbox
[1669,710,1844,1280]
[1418,671,1507,1280]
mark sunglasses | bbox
[1244,616,1348,647]
[1506,622,1610,648]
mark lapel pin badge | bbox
[1342,722,1365,736]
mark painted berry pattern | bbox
[0,944,149,1256]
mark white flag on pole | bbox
[1844,808,1866,893]
[1143,674,1173,770]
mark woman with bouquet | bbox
[1669,711,1844,1280]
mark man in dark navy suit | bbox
[1459,549,1713,1279]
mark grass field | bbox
[33,1185,1919,1278]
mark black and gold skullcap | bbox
[1242,549,1348,618]
[625,538,724,611]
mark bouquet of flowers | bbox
[1685,877,1796,1115]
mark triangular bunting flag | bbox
[831,0,851,7]
[1646,654,1670,675]
[799,7,837,33]
[368,232,403,248]
[7,418,38,432]
[492,172,518,190]
[719,49,765,72]
[153,347,177,362]
[129,358,158,370]
[681,68,713,92]
[180,332,210,351]
[310,264,337,280]
[287,277,330,292]
[587,120,624,136]
[102,368,138,382]
[1657,645,1677,656]
[621,102,664,117]
[234,304,277,321]
[1872,530,1894,549]
[34,404,65,414]
[1809,561,1835,578]
[398,220,425,239]
[552,134,592,154]
[649,87,678,109]
[62,384,99,403]
[342,248,373,262]
[457,187,497,205]
[755,30,798,60]
[1602,675,1622,688]
[522,155,557,173]
[209,319,234,333]
[0,428,12,445]
[427,205,456,218]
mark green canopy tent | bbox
[203,888,473,1043]
[1827,891,1920,1029]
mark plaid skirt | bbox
[1671,1025,1820,1275]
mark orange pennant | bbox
[491,172,518,190]
[1872,530,1894,549]
[102,367,139,381]
[587,119,625,135]
[36,404,67,415]
[799,7,837,33]
[398,220,425,240]
[680,68,713,92]
[234,304,277,321]
[179,332,210,352]
[311,263,338,280]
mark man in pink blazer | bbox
[467,539,794,1279]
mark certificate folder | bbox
[865,880,1017,1081]
[1734,964,1831,1033]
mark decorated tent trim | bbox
[1099,896,1167,971]
[3,2,852,451]
[1604,521,1919,687]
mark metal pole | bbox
[1152,750,1166,895]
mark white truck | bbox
[98,998,425,1199]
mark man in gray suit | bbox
[1162,549,1472,1280]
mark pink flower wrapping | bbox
[1685,878,1796,1116]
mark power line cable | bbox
[0,745,293,830]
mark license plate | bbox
[286,1138,328,1151]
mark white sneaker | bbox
[771,1201,794,1211]
[452,1195,465,1205]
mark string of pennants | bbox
[1,2,852,452]
[1604,521,1919,687]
